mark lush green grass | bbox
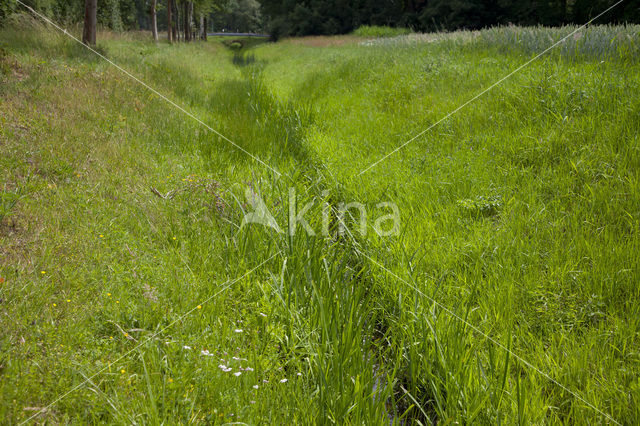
[1,15,639,424]
[352,25,412,38]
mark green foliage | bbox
[353,25,411,38]
[0,45,9,75]
[219,36,266,51]
[100,0,123,31]
[211,0,263,33]
[478,24,640,60]
[0,188,21,223]
[261,0,640,38]
[2,0,149,30]
[0,0,17,27]
[261,0,392,38]
[457,195,502,217]
[4,0,640,38]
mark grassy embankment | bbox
[1,16,639,424]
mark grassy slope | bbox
[1,17,639,424]
[258,29,640,422]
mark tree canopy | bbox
[1,0,638,36]
[261,0,640,38]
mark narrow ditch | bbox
[210,48,436,423]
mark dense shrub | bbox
[0,0,17,27]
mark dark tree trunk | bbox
[203,15,208,41]
[183,1,190,41]
[151,0,158,43]
[167,0,173,43]
[82,0,97,46]
[173,0,179,41]
[189,2,194,41]
[199,14,205,40]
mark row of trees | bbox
[261,0,640,39]
[78,0,216,45]
[3,0,638,41]
[0,0,263,42]
[1,0,141,31]
[210,0,261,34]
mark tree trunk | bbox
[183,1,190,41]
[188,1,196,40]
[82,0,97,46]
[173,0,179,41]
[151,0,158,43]
[167,0,173,43]
[203,16,207,41]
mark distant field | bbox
[1,16,639,424]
